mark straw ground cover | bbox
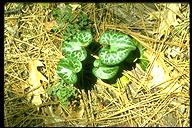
[4,3,189,127]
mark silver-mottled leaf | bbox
[56,66,77,84]
[98,31,136,66]
[62,43,87,61]
[99,31,136,48]
[56,58,82,84]
[99,47,133,66]
[72,30,93,47]
[92,66,119,79]
[57,58,82,73]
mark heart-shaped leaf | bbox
[57,67,77,84]
[99,47,134,66]
[99,31,136,48]
[98,31,136,66]
[72,30,93,47]
[92,65,119,80]
[57,57,82,73]
[56,58,82,84]
[62,42,87,61]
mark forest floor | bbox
[4,3,189,127]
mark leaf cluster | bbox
[52,4,90,41]
[47,80,76,108]
[57,29,149,84]
[57,30,93,84]
[92,30,149,80]
[53,4,149,85]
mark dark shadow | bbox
[74,41,101,93]
[74,42,142,92]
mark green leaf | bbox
[99,31,136,49]
[52,8,61,17]
[92,65,119,80]
[131,37,146,57]
[72,30,93,47]
[57,67,77,84]
[62,42,87,61]
[54,83,76,108]
[98,31,136,66]
[139,55,150,71]
[99,47,133,66]
[57,57,82,73]
[130,37,150,71]
[93,59,102,67]
[93,58,109,67]
[51,26,59,33]
[56,58,82,84]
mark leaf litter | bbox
[4,3,189,127]
[27,59,48,106]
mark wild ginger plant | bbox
[57,30,149,83]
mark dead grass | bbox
[4,3,189,127]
